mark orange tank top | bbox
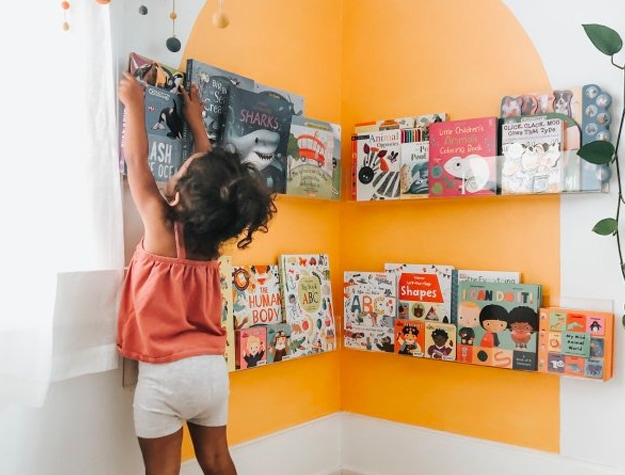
[117,222,226,363]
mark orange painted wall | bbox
[340,0,560,452]
[179,0,563,459]
[180,0,343,458]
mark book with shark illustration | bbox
[428,116,499,197]
[222,87,294,194]
[182,58,255,154]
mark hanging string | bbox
[166,0,181,52]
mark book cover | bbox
[234,326,267,369]
[222,87,294,194]
[354,129,402,201]
[265,322,306,363]
[128,52,185,93]
[183,58,255,151]
[354,116,416,133]
[428,116,499,197]
[501,115,565,194]
[399,134,429,199]
[343,271,397,352]
[457,269,521,284]
[423,321,457,361]
[218,256,236,372]
[285,116,339,199]
[279,254,336,357]
[537,307,614,381]
[394,319,425,357]
[456,281,542,371]
[232,264,283,330]
[254,82,305,117]
[384,263,456,324]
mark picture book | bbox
[234,326,267,370]
[537,306,614,381]
[580,84,613,192]
[423,321,457,361]
[265,322,306,364]
[119,84,186,188]
[286,116,340,200]
[354,116,416,133]
[384,263,457,324]
[456,281,542,371]
[279,254,336,357]
[428,116,499,197]
[128,52,185,93]
[232,264,283,330]
[254,82,305,117]
[343,271,397,352]
[183,58,255,150]
[499,87,583,126]
[500,115,565,194]
[222,87,294,194]
[353,129,402,201]
[457,269,520,284]
[218,256,236,371]
[399,133,429,199]
[394,319,425,357]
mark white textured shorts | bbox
[134,355,230,439]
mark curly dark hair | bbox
[168,147,277,259]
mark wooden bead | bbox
[169,12,177,20]
[62,21,70,31]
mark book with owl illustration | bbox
[384,263,457,325]
[218,256,236,372]
[222,87,294,194]
[183,58,255,152]
[343,271,397,352]
[428,116,499,197]
[278,254,336,357]
[286,116,341,200]
[501,115,565,194]
[235,326,267,370]
[456,281,542,371]
[537,306,614,381]
[232,264,283,330]
[353,129,402,201]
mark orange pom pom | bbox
[94,0,111,4]
[61,1,70,10]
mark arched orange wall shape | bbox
[180,0,561,459]
[340,0,560,452]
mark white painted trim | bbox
[182,412,624,475]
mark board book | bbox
[265,322,306,363]
[428,116,499,197]
[394,319,425,357]
[457,269,521,284]
[343,271,397,352]
[537,306,614,381]
[423,321,457,361]
[500,115,565,194]
[286,116,340,199]
[384,263,456,324]
[235,326,267,369]
[353,129,402,201]
[222,87,294,194]
[218,256,236,372]
[183,58,255,151]
[456,281,542,371]
[279,254,336,357]
[232,264,283,330]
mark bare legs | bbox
[138,429,183,475]
[187,423,237,475]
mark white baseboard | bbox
[182,412,623,475]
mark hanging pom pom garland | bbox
[138,3,148,15]
[61,1,70,31]
[166,0,181,52]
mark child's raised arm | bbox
[181,83,212,154]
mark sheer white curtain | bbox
[0,2,124,407]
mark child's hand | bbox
[181,83,204,126]
[118,71,145,110]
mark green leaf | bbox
[622,313,625,328]
[583,24,623,56]
[578,141,615,165]
[592,218,618,235]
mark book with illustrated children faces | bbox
[537,306,614,381]
[343,271,397,353]
[232,264,283,330]
[286,116,342,200]
[218,256,236,372]
[234,326,267,370]
[423,321,457,361]
[456,281,542,371]
[428,116,499,197]
[394,319,425,357]
[278,254,336,358]
[352,129,402,201]
[500,115,565,194]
